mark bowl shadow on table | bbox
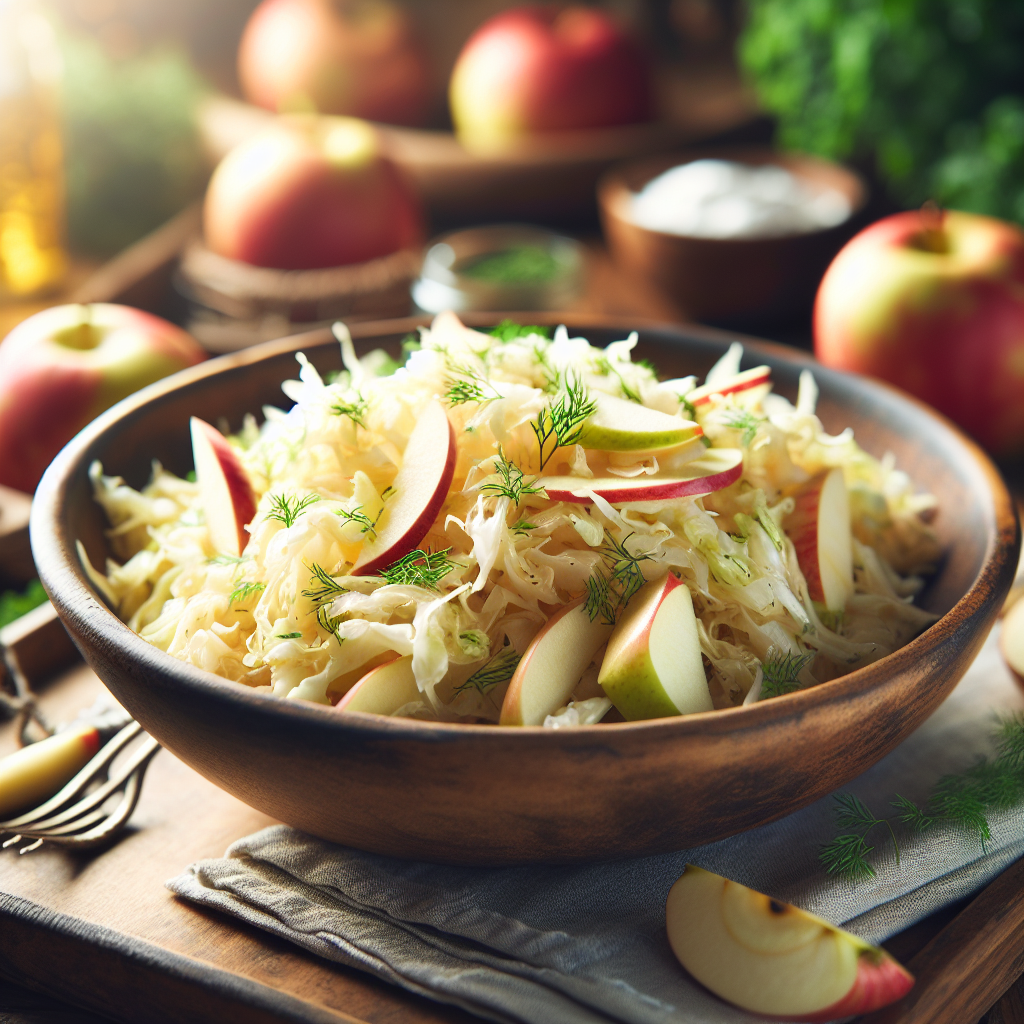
[30,315,1021,866]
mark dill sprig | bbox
[266,492,321,528]
[444,359,502,407]
[316,603,345,644]
[208,553,249,566]
[531,374,597,469]
[512,520,537,535]
[480,448,546,505]
[229,581,265,606]
[760,650,815,699]
[584,533,653,624]
[820,713,1024,881]
[276,632,302,639]
[453,646,522,696]
[722,409,764,446]
[489,320,551,342]
[331,393,369,429]
[592,354,641,403]
[302,563,348,606]
[380,548,460,590]
[336,504,381,539]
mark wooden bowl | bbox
[599,148,868,323]
[31,316,1020,865]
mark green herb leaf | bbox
[266,492,321,529]
[760,650,814,698]
[276,632,302,639]
[530,373,597,469]
[512,520,537,535]
[480,448,546,505]
[336,504,381,539]
[229,581,265,606]
[453,646,522,696]
[316,603,345,644]
[302,563,348,607]
[489,320,552,342]
[722,409,764,446]
[331,393,369,429]
[380,548,460,590]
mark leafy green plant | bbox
[739,0,1024,223]
[380,548,460,590]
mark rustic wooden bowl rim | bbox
[31,314,1020,745]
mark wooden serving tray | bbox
[1,604,1023,1024]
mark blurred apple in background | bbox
[814,209,1024,458]
[450,5,653,153]
[238,0,432,127]
[0,304,206,493]
[204,116,424,270]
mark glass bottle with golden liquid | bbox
[0,0,67,298]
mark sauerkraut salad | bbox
[84,314,940,726]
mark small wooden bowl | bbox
[31,316,1020,865]
[599,148,868,323]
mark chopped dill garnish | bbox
[331,393,368,429]
[820,713,1024,881]
[722,409,764,446]
[480,448,546,505]
[316,603,345,644]
[336,504,381,539]
[453,646,522,696]
[276,632,302,639]
[584,533,653,624]
[229,581,265,606]
[512,520,537,535]
[592,354,641,403]
[443,360,502,407]
[302,563,348,606]
[208,553,249,566]
[584,572,616,625]
[531,373,597,469]
[489,320,551,342]
[380,548,459,590]
[760,650,814,699]
[266,492,321,528]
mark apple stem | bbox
[914,201,948,253]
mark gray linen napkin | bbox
[168,619,1024,1024]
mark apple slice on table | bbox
[190,417,258,558]
[1001,595,1024,685]
[575,392,703,452]
[597,573,711,721]
[666,865,913,1021]
[352,401,456,576]
[685,365,772,410]
[335,655,420,715]
[500,600,613,726]
[785,468,853,614]
[541,449,742,504]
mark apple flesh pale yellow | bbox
[352,401,457,576]
[500,599,613,726]
[597,573,712,721]
[666,865,914,1021]
[335,655,419,715]
[575,392,704,452]
[785,468,853,614]
[685,365,772,410]
[190,417,258,558]
[1001,596,1024,685]
[540,449,743,504]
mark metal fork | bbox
[0,720,161,853]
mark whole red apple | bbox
[449,5,653,152]
[203,117,424,271]
[238,0,432,127]
[0,304,206,493]
[814,208,1024,457]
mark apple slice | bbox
[785,468,853,613]
[1001,595,1024,685]
[597,573,712,720]
[686,365,772,408]
[575,391,703,452]
[352,401,456,576]
[666,865,914,1021]
[190,417,258,557]
[541,449,742,503]
[335,655,420,715]
[500,600,613,726]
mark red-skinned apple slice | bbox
[597,573,712,720]
[541,448,742,503]
[190,417,258,557]
[352,401,456,575]
[500,599,613,726]
[785,468,853,613]
[666,865,914,1021]
[686,365,772,408]
[1001,596,1024,685]
[575,391,704,452]
[335,654,420,715]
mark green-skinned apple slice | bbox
[785,468,853,613]
[686,365,772,408]
[352,401,456,575]
[541,448,742,503]
[500,600,613,726]
[335,655,420,715]
[190,416,258,557]
[575,392,703,452]
[597,573,712,720]
[666,865,914,1021]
